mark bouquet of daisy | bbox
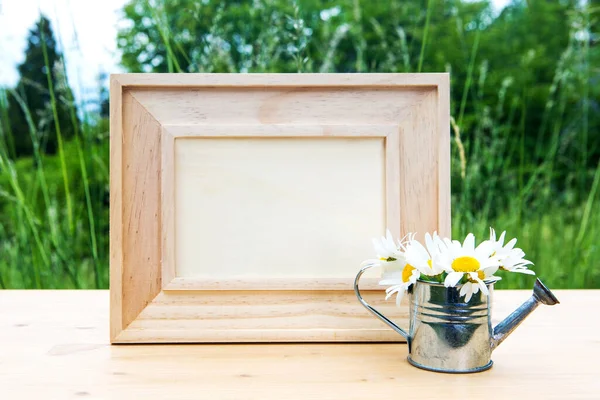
[362,229,534,305]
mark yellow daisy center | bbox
[451,256,480,272]
[427,259,432,269]
[402,264,416,283]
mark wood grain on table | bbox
[0,290,597,399]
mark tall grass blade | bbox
[417,0,434,73]
[40,17,74,235]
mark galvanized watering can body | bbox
[355,265,559,373]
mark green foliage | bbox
[118,0,599,194]
[6,16,77,158]
[0,0,598,289]
[0,136,109,289]
[0,15,108,289]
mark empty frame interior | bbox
[110,74,450,343]
[174,137,385,278]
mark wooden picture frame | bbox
[110,73,450,343]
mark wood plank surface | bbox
[1,290,597,399]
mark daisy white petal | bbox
[463,233,475,253]
[473,277,489,296]
[425,233,436,255]
[504,238,517,251]
[484,265,500,276]
[405,240,434,275]
[385,284,403,300]
[459,283,469,297]
[464,287,474,302]
[511,267,536,275]
[445,271,464,287]
[486,275,502,282]
[460,281,477,302]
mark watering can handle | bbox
[354,264,409,340]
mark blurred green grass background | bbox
[0,0,598,289]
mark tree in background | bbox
[7,15,77,157]
[97,71,110,119]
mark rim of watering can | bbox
[414,279,498,287]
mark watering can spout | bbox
[491,278,559,350]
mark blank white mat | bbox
[174,137,386,278]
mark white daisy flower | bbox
[361,230,406,276]
[487,228,535,275]
[404,232,446,276]
[373,229,403,261]
[438,233,500,288]
[362,230,417,281]
[362,230,421,306]
[459,268,502,302]
[378,261,421,306]
[500,251,535,275]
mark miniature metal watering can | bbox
[354,265,559,373]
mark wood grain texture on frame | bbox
[111,90,163,342]
[110,73,450,343]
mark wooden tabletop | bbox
[1,290,598,399]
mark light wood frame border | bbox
[110,73,450,343]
